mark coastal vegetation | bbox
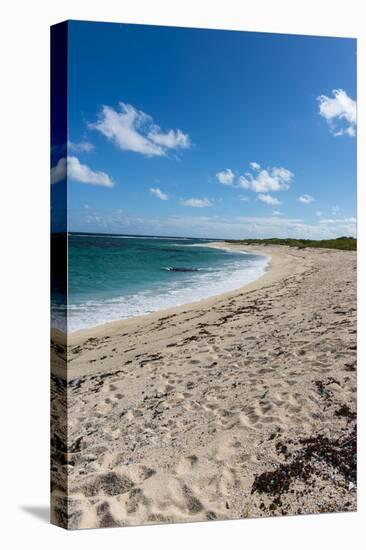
[225,237,356,251]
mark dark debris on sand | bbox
[335,404,357,421]
[251,424,357,513]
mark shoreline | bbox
[65,243,299,347]
[51,244,357,527]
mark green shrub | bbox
[225,237,356,251]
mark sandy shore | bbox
[51,244,357,529]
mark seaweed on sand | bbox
[251,425,356,511]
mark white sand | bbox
[51,244,357,529]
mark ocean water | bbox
[52,233,269,332]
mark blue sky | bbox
[51,21,357,238]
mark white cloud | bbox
[68,140,95,153]
[238,195,249,201]
[239,164,293,193]
[71,208,356,240]
[148,127,189,149]
[331,205,340,216]
[318,217,357,237]
[272,210,282,216]
[215,163,293,195]
[316,210,322,217]
[319,217,356,225]
[180,198,213,208]
[297,194,315,204]
[51,158,67,184]
[51,156,114,187]
[236,215,302,225]
[318,89,356,137]
[257,193,281,205]
[216,168,235,186]
[89,102,190,157]
[149,187,169,200]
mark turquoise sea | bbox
[52,233,269,332]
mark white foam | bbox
[59,252,270,332]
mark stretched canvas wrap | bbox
[50,20,357,530]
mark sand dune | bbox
[51,244,356,529]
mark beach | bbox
[51,243,357,529]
